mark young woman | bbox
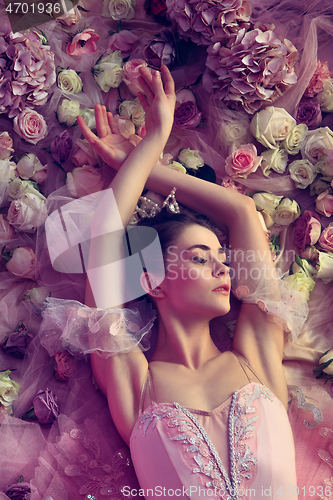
[77,66,298,499]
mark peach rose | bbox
[66,165,104,198]
[0,214,15,241]
[6,247,36,280]
[0,132,14,160]
[225,144,262,178]
[13,109,48,145]
[316,190,333,217]
[318,222,333,252]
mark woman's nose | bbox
[213,261,229,277]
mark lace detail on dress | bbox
[288,385,323,429]
[64,429,133,499]
[136,384,273,500]
[317,478,333,500]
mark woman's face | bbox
[159,224,231,319]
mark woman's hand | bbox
[77,106,141,170]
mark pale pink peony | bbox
[203,28,298,114]
[0,214,15,241]
[0,132,14,160]
[318,223,333,252]
[224,144,262,178]
[122,59,149,96]
[108,30,139,56]
[66,29,100,56]
[56,6,81,26]
[6,247,36,280]
[13,109,48,145]
[7,193,48,233]
[304,61,331,98]
[66,165,104,198]
[315,190,333,218]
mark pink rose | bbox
[316,190,333,218]
[72,139,99,168]
[54,352,75,382]
[66,165,104,198]
[7,192,48,233]
[6,247,36,280]
[108,30,139,56]
[300,246,319,262]
[66,29,100,56]
[174,102,202,129]
[0,132,14,160]
[293,210,321,250]
[122,59,149,95]
[56,6,81,26]
[225,144,262,178]
[304,61,331,98]
[13,109,48,145]
[318,222,333,252]
[0,214,15,241]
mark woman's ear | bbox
[140,271,165,298]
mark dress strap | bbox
[138,367,156,415]
[232,350,264,385]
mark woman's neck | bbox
[150,312,221,369]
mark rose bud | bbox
[6,247,36,280]
[5,481,31,500]
[2,323,33,359]
[21,388,59,425]
[54,351,75,382]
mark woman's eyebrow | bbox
[186,244,225,254]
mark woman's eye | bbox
[192,256,207,264]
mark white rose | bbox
[7,178,46,201]
[291,257,317,277]
[16,154,46,180]
[119,99,145,127]
[0,159,16,182]
[288,159,317,189]
[80,109,96,130]
[93,52,123,92]
[301,127,333,163]
[273,197,301,226]
[57,99,81,127]
[220,119,252,152]
[316,157,333,179]
[317,81,333,112]
[250,106,296,149]
[282,123,308,155]
[178,149,204,170]
[57,69,83,94]
[315,251,333,284]
[282,272,315,301]
[102,0,136,20]
[7,192,48,232]
[260,148,288,176]
[167,161,187,173]
[113,115,135,139]
[252,192,283,216]
[24,287,50,311]
[0,370,20,407]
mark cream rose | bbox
[102,0,136,20]
[24,287,50,311]
[260,148,288,176]
[0,132,14,160]
[57,99,81,127]
[301,127,333,163]
[7,178,45,201]
[272,198,301,226]
[0,371,20,408]
[93,52,123,92]
[13,109,48,145]
[250,107,296,149]
[167,161,187,173]
[288,159,317,189]
[282,272,315,301]
[113,115,136,139]
[16,154,47,180]
[57,69,83,94]
[315,190,333,217]
[282,123,308,155]
[252,192,283,216]
[220,119,252,152]
[317,81,333,113]
[119,99,145,127]
[0,159,17,182]
[6,247,36,280]
[80,109,96,130]
[7,193,48,232]
[178,149,204,170]
[310,177,332,196]
[315,251,333,284]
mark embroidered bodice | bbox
[130,383,297,499]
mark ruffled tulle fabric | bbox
[41,297,156,358]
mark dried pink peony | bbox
[203,26,298,114]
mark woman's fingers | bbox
[96,104,111,138]
[160,65,175,97]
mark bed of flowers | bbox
[0,0,333,497]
